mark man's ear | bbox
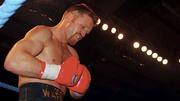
[62,12,75,22]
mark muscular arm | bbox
[4,25,50,78]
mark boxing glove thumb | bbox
[68,64,91,94]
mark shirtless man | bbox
[4,3,99,101]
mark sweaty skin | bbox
[4,12,94,97]
[18,25,79,94]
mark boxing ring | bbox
[0,0,26,92]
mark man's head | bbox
[62,3,99,26]
[60,3,99,45]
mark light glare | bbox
[111,27,116,34]
[102,24,108,31]
[146,50,152,56]
[162,59,168,65]
[141,46,147,52]
[118,33,124,40]
[96,18,101,25]
[157,56,162,62]
[152,53,158,58]
[133,42,140,48]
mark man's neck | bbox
[52,23,68,44]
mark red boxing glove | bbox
[68,64,91,94]
[39,56,84,86]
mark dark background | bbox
[0,0,180,101]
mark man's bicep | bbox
[16,26,48,55]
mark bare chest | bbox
[37,41,78,64]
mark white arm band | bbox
[41,63,61,80]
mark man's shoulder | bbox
[34,25,49,29]
[31,25,52,34]
[26,25,52,38]
[23,25,53,43]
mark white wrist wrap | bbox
[41,64,61,80]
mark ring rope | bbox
[0,81,19,92]
[0,0,26,28]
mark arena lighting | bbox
[146,49,152,56]
[133,42,140,48]
[96,18,101,25]
[118,33,124,40]
[152,53,158,58]
[179,59,180,63]
[102,23,108,31]
[141,46,147,52]
[111,27,117,34]
[157,56,163,62]
[162,59,168,65]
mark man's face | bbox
[66,13,94,46]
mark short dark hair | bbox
[63,3,99,26]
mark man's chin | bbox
[68,41,77,46]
